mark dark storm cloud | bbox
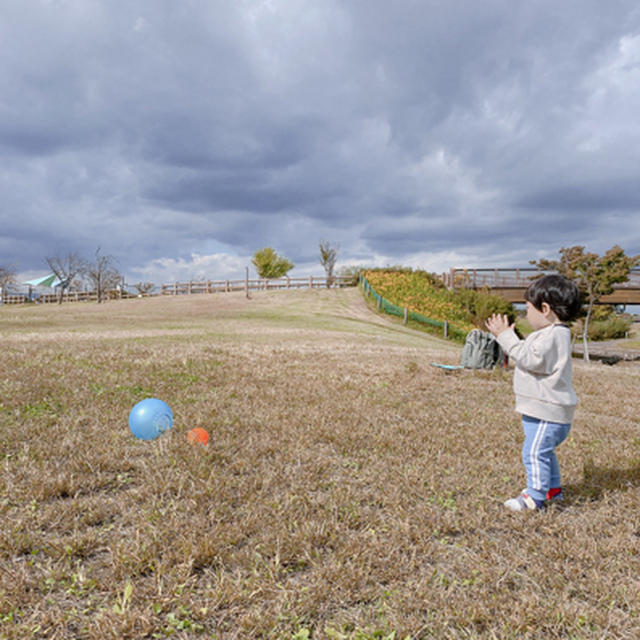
[519,184,640,212]
[1,0,639,283]
[145,169,308,214]
[361,209,594,259]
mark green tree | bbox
[319,240,338,288]
[251,247,294,279]
[453,287,516,328]
[531,245,640,361]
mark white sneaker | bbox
[504,492,544,511]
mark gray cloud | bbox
[1,0,639,284]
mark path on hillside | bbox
[335,287,410,327]
[324,287,459,344]
[572,337,640,362]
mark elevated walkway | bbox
[447,268,640,305]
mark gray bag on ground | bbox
[461,329,504,369]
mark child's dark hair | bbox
[525,274,582,322]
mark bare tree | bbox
[133,282,155,296]
[0,265,16,302]
[86,248,122,303]
[47,252,87,304]
[319,240,339,287]
[0,265,16,287]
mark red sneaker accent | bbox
[546,487,562,500]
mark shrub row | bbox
[362,269,515,333]
[572,306,634,341]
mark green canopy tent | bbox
[22,274,63,301]
[24,274,62,288]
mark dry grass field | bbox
[1,288,640,639]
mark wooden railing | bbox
[0,290,127,305]
[448,268,640,304]
[159,275,354,296]
[0,275,356,305]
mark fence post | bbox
[245,267,249,298]
[377,295,382,310]
[309,275,313,289]
[403,307,408,325]
[444,321,448,339]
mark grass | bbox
[1,289,640,639]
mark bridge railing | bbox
[449,268,640,290]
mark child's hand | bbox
[485,313,514,337]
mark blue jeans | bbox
[521,415,571,503]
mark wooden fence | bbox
[0,289,128,305]
[159,275,355,296]
[0,275,356,305]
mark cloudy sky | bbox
[2,0,640,285]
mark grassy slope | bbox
[1,289,640,639]
[362,270,475,335]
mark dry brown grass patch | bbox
[1,289,639,638]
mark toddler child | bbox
[486,274,581,511]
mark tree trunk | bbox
[582,302,592,362]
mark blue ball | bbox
[128,398,173,440]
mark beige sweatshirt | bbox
[495,323,577,423]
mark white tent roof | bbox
[23,273,62,288]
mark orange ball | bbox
[187,427,209,445]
